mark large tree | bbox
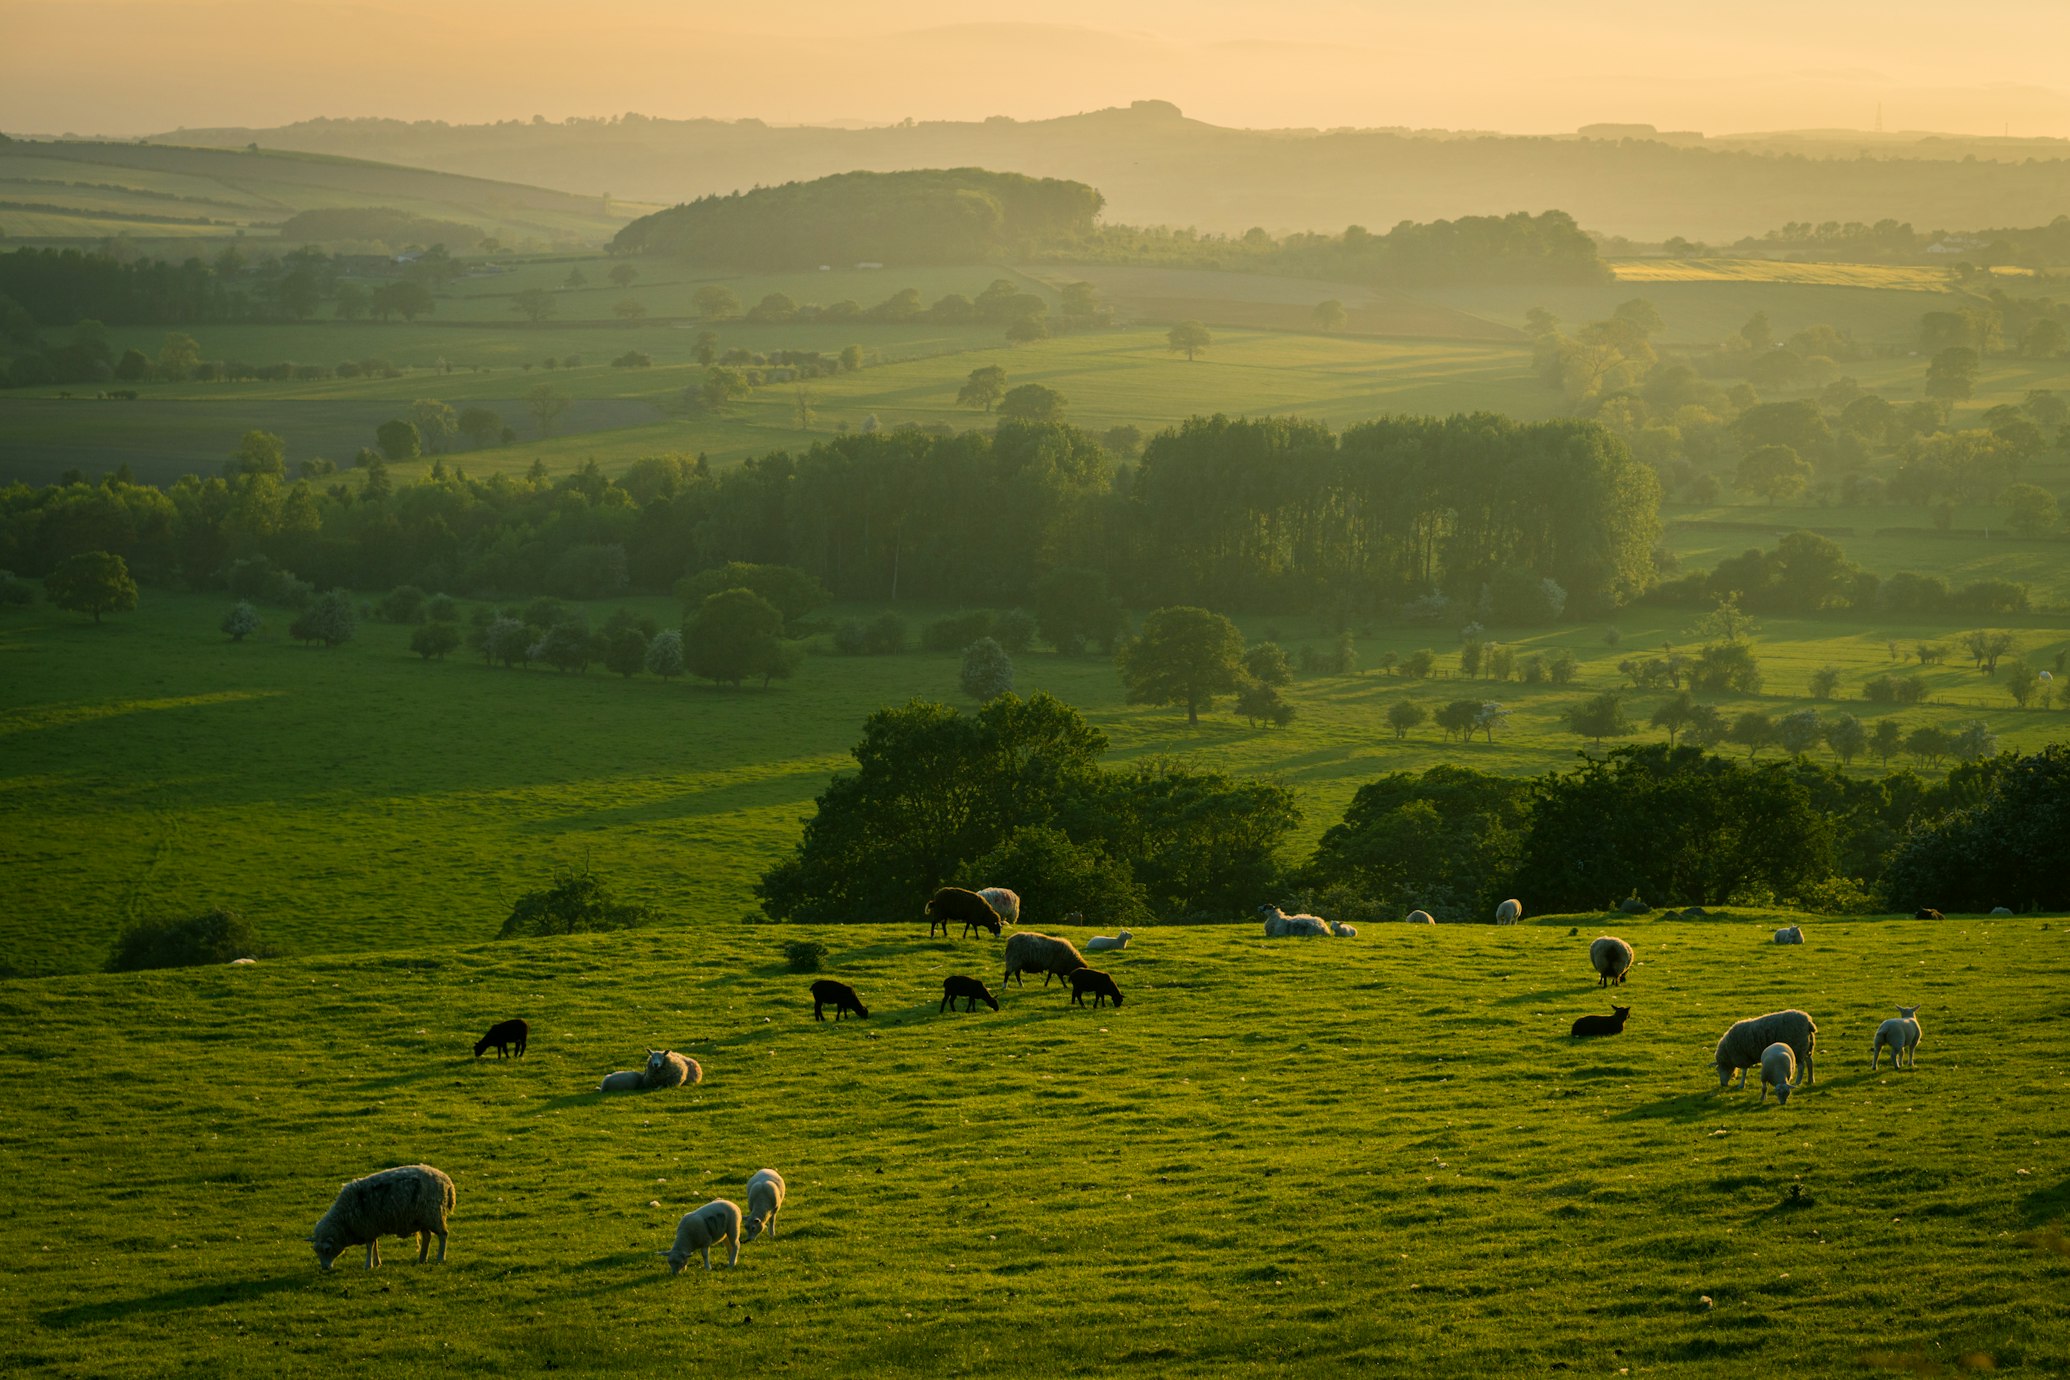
[1116,606,1246,725]
[43,551,139,623]
[683,588,786,688]
[1167,319,1212,361]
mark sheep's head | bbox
[661,1247,689,1275]
[310,1233,345,1270]
[1611,1006,1631,1022]
[742,1216,766,1243]
[982,991,999,1011]
[1898,1005,1920,1020]
[646,1049,671,1074]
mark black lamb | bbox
[1569,1005,1630,1038]
[810,979,869,1022]
[1068,967,1123,1009]
[926,886,1003,938]
[940,975,1000,1013]
[473,1018,529,1059]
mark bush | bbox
[962,826,1150,927]
[498,867,652,938]
[865,613,908,654]
[222,557,311,608]
[783,939,830,973]
[375,584,426,623]
[993,608,1038,654]
[106,908,268,971]
[221,601,261,641]
[832,619,869,655]
[611,350,653,368]
[960,637,1015,700]
[424,592,458,622]
[288,590,357,647]
[1244,642,1293,686]
[410,622,462,660]
[923,610,995,652]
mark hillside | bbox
[146,104,2070,242]
[0,140,645,247]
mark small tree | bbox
[608,263,638,289]
[1116,606,1246,725]
[1735,443,1812,505]
[1870,717,1905,766]
[44,551,139,623]
[376,584,426,623]
[1649,690,1697,746]
[375,418,421,462]
[1567,691,1633,749]
[1435,699,1482,742]
[499,866,652,938]
[1167,319,1212,361]
[512,287,557,323]
[998,383,1065,423]
[604,626,648,678]
[1808,665,1841,700]
[1312,299,1348,331]
[288,589,357,647]
[1777,708,1823,756]
[957,365,1008,412]
[685,588,785,688]
[533,622,593,673]
[699,367,751,413]
[692,285,739,319]
[1951,720,1997,764]
[1824,713,1867,765]
[1235,679,1295,728]
[1386,699,1427,740]
[410,622,461,660]
[527,383,570,437]
[1905,724,1952,768]
[221,601,261,642]
[1727,710,1776,760]
[960,637,1016,701]
[458,406,503,448]
[643,628,685,680]
[1244,642,1293,687]
[1402,648,1436,679]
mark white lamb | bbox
[1715,1009,1818,1090]
[1259,905,1331,938]
[1758,1042,1798,1106]
[1494,898,1523,925]
[1085,930,1131,952]
[1773,926,1804,944]
[976,887,1021,927]
[1871,1006,1922,1070]
[1329,921,1357,938]
[742,1168,786,1243]
[663,1199,743,1273]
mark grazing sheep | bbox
[643,1049,701,1089]
[1589,936,1635,987]
[473,1018,529,1059]
[1495,898,1524,925]
[1773,926,1804,945]
[1329,921,1358,938]
[1085,930,1132,952]
[742,1169,786,1243]
[1759,1042,1798,1106]
[940,975,1000,1013]
[662,1199,742,1273]
[810,979,869,1021]
[599,1070,645,1092]
[976,887,1021,927]
[308,1164,454,1271]
[926,886,1003,938]
[1406,910,1436,925]
[1068,967,1124,1008]
[1570,1005,1631,1038]
[1990,906,2014,918]
[1915,907,1943,920]
[1871,1006,1922,1070]
[1002,932,1088,988]
[1715,1010,1818,1091]
[1257,904,1332,938]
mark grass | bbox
[0,913,2065,1377]
[4,593,2068,976]
[1609,259,1962,291]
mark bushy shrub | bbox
[865,613,907,654]
[783,939,830,973]
[375,584,426,623]
[922,611,995,653]
[106,908,268,971]
[960,637,1015,700]
[288,590,357,647]
[221,601,261,641]
[410,622,462,660]
[498,867,652,939]
[832,619,869,655]
[993,608,1037,654]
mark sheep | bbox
[1003,932,1087,988]
[1258,905,1331,937]
[1759,1042,1798,1106]
[1085,930,1132,952]
[1328,921,1358,938]
[810,979,869,1021]
[1406,910,1436,925]
[1495,898,1524,925]
[308,1164,454,1271]
[1569,1005,1631,1038]
[976,887,1021,927]
[742,1169,786,1243]
[1915,907,1943,920]
[1990,906,2014,917]
[1773,926,1804,945]
[473,1017,528,1059]
[1715,1009,1818,1091]
[1068,967,1124,1008]
[662,1199,742,1273]
[227,956,257,965]
[940,975,999,1013]
[1589,935,1635,987]
[599,1070,645,1092]
[643,1048,701,1089]
[1871,1006,1922,1070]
[926,886,1003,938]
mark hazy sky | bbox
[7,0,2070,138]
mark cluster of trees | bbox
[611,169,1105,267]
[1654,530,2031,616]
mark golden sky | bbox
[6,0,2070,138]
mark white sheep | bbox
[742,1168,786,1243]
[1758,1042,1798,1106]
[1715,1009,1818,1090]
[599,1070,645,1092]
[1990,906,2013,918]
[1258,905,1332,938]
[227,957,257,965]
[1085,930,1132,952]
[662,1199,742,1273]
[1871,1006,1922,1070]
[1589,935,1635,986]
[1773,925,1804,944]
[1003,931,1088,987]
[1405,910,1436,925]
[976,887,1021,927]
[1495,898,1523,925]
[308,1164,455,1271]
[1329,921,1358,938]
[642,1049,702,1089]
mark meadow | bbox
[0,912,2064,1377]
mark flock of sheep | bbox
[308,884,1930,1274]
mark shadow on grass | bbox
[41,1272,307,1328]
[2021,1174,2070,1228]
[1608,1089,1727,1123]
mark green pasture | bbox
[0,913,2065,1377]
[4,593,2067,976]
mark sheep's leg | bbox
[366,1239,380,1271]
[813,1003,824,1022]
[701,1243,712,1271]
[417,1230,431,1263]
[726,1234,740,1267]
[767,1210,777,1240]
[434,1228,447,1263]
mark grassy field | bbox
[4,592,2068,977]
[0,913,2064,1377]
[1609,259,1963,291]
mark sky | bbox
[7,0,2070,139]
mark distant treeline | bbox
[0,413,1661,618]
[611,168,1106,267]
[277,207,485,247]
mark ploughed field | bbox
[0,915,2064,1377]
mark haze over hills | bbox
[145,103,2070,242]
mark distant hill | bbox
[613,168,1103,267]
[0,139,645,247]
[146,103,2070,242]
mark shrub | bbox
[106,908,268,971]
[1244,642,1293,686]
[1235,679,1295,728]
[832,619,869,655]
[410,622,462,660]
[498,866,652,938]
[424,593,458,622]
[783,939,830,973]
[960,637,1015,700]
[375,584,426,623]
[923,610,995,652]
[288,590,357,647]
[221,601,261,641]
[993,608,1038,654]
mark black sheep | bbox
[1068,967,1123,1009]
[473,1017,529,1059]
[1569,1005,1630,1038]
[810,979,869,1022]
[926,886,1002,938]
[940,975,1000,1013]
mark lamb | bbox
[308,1164,454,1271]
[1068,967,1124,1008]
[1495,898,1524,925]
[1085,930,1132,952]
[1589,935,1635,987]
[1715,1009,1818,1091]
[926,886,1003,938]
[1002,932,1087,988]
[940,975,1000,1013]
[473,1018,529,1059]
[1328,921,1358,938]
[1759,1042,1798,1106]
[1258,905,1331,938]
[599,1070,645,1092]
[662,1199,742,1273]
[742,1168,786,1243]
[1871,1006,1922,1070]
[976,887,1021,927]
[643,1048,701,1089]
[1773,926,1804,945]
[810,979,869,1021]
[1569,1005,1630,1038]
[1406,910,1436,925]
